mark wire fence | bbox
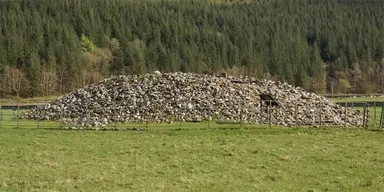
[0,101,383,130]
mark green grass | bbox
[350,106,383,127]
[0,109,61,129]
[0,95,58,105]
[0,109,254,130]
[20,95,59,102]
[1,108,384,191]
[330,97,384,103]
[1,119,384,191]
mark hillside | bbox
[0,0,383,97]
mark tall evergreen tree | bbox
[0,0,383,96]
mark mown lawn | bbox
[1,125,384,191]
[0,96,58,106]
[330,97,384,103]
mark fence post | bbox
[295,103,298,127]
[312,103,315,125]
[37,113,40,129]
[274,103,278,126]
[179,114,182,129]
[363,104,366,128]
[86,102,90,129]
[208,108,211,129]
[240,101,243,129]
[60,106,64,129]
[362,103,369,129]
[16,102,20,128]
[380,102,384,128]
[114,109,117,130]
[0,98,2,128]
[113,102,117,130]
[259,100,263,124]
[319,101,323,127]
[374,102,377,123]
[366,103,369,128]
[0,100,2,128]
[344,101,347,127]
[268,100,271,128]
[0,111,2,128]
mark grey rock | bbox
[21,72,363,128]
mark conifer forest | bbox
[0,0,383,97]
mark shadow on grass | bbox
[5,124,384,135]
[369,128,384,132]
[22,126,261,132]
[30,127,148,132]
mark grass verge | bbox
[0,96,58,106]
[1,123,384,191]
[330,97,384,103]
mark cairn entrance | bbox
[259,94,281,126]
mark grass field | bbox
[0,109,61,129]
[1,125,384,191]
[0,109,254,130]
[330,97,384,103]
[0,95,58,106]
[353,106,382,127]
[1,105,384,191]
[328,96,384,126]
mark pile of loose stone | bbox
[22,72,363,129]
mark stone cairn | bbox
[22,72,363,129]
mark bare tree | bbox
[40,70,58,96]
[6,67,30,98]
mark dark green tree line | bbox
[0,0,383,97]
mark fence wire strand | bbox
[0,100,382,130]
